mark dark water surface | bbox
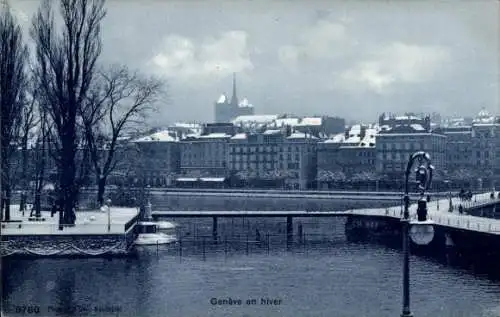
[3,217,500,317]
[3,195,500,317]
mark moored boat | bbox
[135,221,177,245]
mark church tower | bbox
[230,72,238,106]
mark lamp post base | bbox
[401,313,413,317]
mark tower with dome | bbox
[214,73,254,123]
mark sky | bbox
[7,0,500,126]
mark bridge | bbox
[147,190,445,201]
[152,191,500,246]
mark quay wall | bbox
[147,193,399,211]
[1,230,137,258]
[345,215,500,271]
[466,201,500,219]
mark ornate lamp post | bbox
[401,151,435,317]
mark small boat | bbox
[135,221,177,246]
[155,221,176,230]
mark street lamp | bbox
[443,180,452,212]
[106,199,111,232]
[401,151,435,317]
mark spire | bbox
[230,72,238,106]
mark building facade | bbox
[316,125,377,187]
[133,131,181,186]
[441,126,473,174]
[294,116,346,138]
[282,132,318,189]
[376,115,446,178]
[180,133,232,177]
[471,109,500,179]
[227,127,318,189]
[227,129,285,180]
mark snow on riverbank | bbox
[2,205,140,235]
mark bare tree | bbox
[0,5,28,221]
[30,0,106,225]
[31,104,52,218]
[81,65,165,205]
[19,86,40,212]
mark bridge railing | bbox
[351,204,500,234]
[426,214,500,234]
[458,192,500,210]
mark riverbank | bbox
[1,205,139,257]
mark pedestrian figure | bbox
[459,188,465,201]
[458,204,463,214]
[20,191,27,212]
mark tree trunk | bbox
[97,176,107,206]
[60,148,77,226]
[1,153,11,220]
[34,191,41,218]
[20,143,29,211]
[3,185,11,221]
[20,192,26,212]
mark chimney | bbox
[378,113,385,127]
[360,125,367,140]
[424,116,431,132]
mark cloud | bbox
[151,31,253,82]
[277,20,351,69]
[335,42,450,94]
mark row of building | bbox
[129,109,500,189]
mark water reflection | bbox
[53,269,76,315]
[3,216,500,317]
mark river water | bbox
[2,197,500,317]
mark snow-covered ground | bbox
[1,205,140,235]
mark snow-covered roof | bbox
[232,114,279,124]
[394,115,420,120]
[198,133,232,139]
[297,117,322,126]
[287,132,318,139]
[217,94,227,104]
[263,129,282,135]
[238,98,253,108]
[172,122,202,129]
[273,118,300,127]
[176,177,198,182]
[324,133,345,143]
[200,177,225,182]
[134,130,178,142]
[231,133,247,140]
[410,124,426,131]
[344,136,361,143]
[322,126,377,148]
[473,108,496,125]
[441,118,470,128]
[359,128,377,147]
